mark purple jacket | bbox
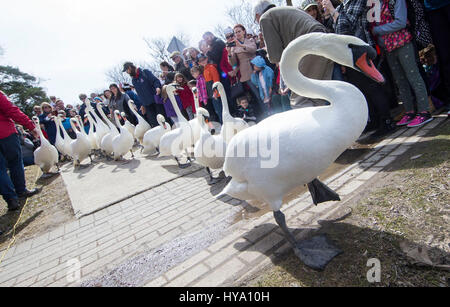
[154,94,183,118]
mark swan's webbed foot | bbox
[307,178,340,205]
[175,157,191,169]
[273,211,341,271]
[206,167,226,185]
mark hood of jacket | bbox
[250,56,267,69]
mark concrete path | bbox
[0,116,446,287]
[60,152,202,218]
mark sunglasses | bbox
[226,34,234,39]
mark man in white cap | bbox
[254,0,334,109]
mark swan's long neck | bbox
[127,100,145,124]
[35,119,47,144]
[87,113,96,133]
[280,33,367,118]
[217,85,230,116]
[167,90,187,123]
[57,116,70,139]
[97,103,115,130]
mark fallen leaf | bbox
[399,241,433,266]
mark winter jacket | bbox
[228,37,258,82]
[132,68,162,106]
[372,0,410,51]
[155,94,183,118]
[250,56,275,102]
[38,112,57,145]
[176,84,196,113]
[237,105,257,123]
[424,0,450,11]
[0,92,35,140]
[203,64,221,99]
[207,37,226,68]
[195,74,208,105]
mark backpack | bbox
[388,0,433,50]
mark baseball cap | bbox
[300,0,318,11]
[122,62,134,72]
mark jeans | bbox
[0,134,26,201]
[143,104,159,128]
[212,98,223,124]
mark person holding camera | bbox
[227,24,265,117]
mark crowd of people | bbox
[1,0,449,212]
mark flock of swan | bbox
[32,33,385,269]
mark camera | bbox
[226,42,236,47]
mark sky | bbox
[1,0,292,106]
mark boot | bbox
[17,188,41,199]
[7,198,20,211]
[371,117,396,139]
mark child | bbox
[371,0,433,128]
[250,55,274,116]
[190,66,209,108]
[236,96,257,125]
[197,54,223,124]
[174,73,195,120]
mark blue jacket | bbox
[250,56,274,102]
[131,68,161,106]
[125,90,141,109]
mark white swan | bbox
[193,107,227,184]
[121,111,136,138]
[86,112,99,150]
[127,100,150,144]
[188,87,202,144]
[33,116,59,173]
[85,100,109,148]
[112,110,135,160]
[142,114,171,156]
[99,104,119,156]
[220,33,385,269]
[159,84,194,168]
[53,115,69,157]
[69,117,92,167]
[212,82,248,144]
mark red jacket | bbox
[176,84,196,113]
[220,48,233,76]
[0,92,35,140]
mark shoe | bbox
[7,198,20,211]
[371,118,396,138]
[17,188,41,199]
[407,112,433,128]
[396,112,416,126]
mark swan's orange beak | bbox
[350,44,385,84]
[355,52,385,84]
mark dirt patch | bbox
[0,164,75,251]
[245,120,450,287]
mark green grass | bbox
[248,121,449,287]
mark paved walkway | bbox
[0,116,446,287]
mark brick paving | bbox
[0,116,445,287]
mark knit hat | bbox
[224,27,234,37]
[170,51,181,59]
[300,0,318,11]
[253,0,274,18]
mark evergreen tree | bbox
[0,65,48,116]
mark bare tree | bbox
[215,0,286,38]
[143,33,191,68]
[105,63,131,85]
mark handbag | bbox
[230,77,245,100]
